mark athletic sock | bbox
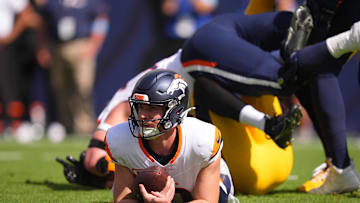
[326,21,360,58]
[326,30,353,58]
[239,105,266,130]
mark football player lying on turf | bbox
[106,70,238,203]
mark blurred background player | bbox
[0,0,51,141]
[34,0,109,135]
[106,69,238,203]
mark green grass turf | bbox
[1,136,360,202]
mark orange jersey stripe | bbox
[104,135,116,162]
[170,125,183,164]
[182,60,217,68]
[210,127,222,159]
[138,136,155,162]
[220,177,224,184]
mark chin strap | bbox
[136,107,196,140]
[140,126,163,140]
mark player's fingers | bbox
[150,191,161,197]
[55,157,67,165]
[163,176,172,192]
[66,156,79,164]
[139,184,151,199]
[167,178,175,198]
[139,184,147,195]
[56,158,71,168]
[161,177,175,199]
[140,185,158,203]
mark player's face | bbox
[137,104,165,128]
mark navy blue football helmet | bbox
[128,70,191,139]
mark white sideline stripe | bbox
[0,151,22,161]
[287,174,299,181]
[185,65,281,89]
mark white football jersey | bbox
[96,49,194,130]
[105,117,222,193]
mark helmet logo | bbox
[174,73,184,80]
[133,93,149,101]
[166,79,187,96]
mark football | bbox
[133,166,169,193]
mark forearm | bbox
[113,165,136,203]
[0,15,27,45]
[192,156,220,203]
[16,5,43,40]
[84,130,108,176]
[87,33,106,56]
[87,16,108,56]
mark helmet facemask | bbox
[128,70,191,140]
[128,97,184,140]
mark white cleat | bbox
[309,160,360,194]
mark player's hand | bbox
[56,152,113,189]
[36,45,52,68]
[139,176,175,203]
[56,156,81,184]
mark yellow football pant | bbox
[209,95,293,195]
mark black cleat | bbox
[264,105,303,149]
[281,2,313,61]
